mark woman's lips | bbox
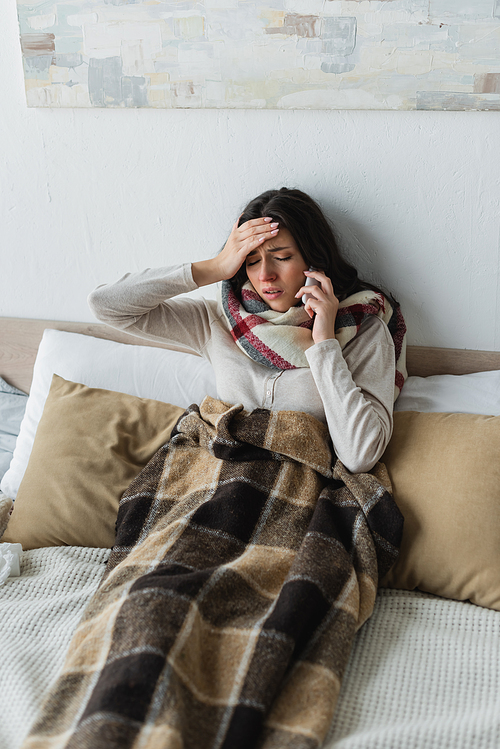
[263,288,283,296]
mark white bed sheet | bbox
[1,548,500,749]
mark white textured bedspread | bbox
[0,546,109,749]
[1,549,500,749]
[325,588,500,748]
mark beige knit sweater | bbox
[88,264,396,473]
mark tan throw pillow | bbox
[380,411,500,610]
[3,375,184,550]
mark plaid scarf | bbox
[219,280,408,398]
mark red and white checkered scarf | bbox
[219,279,407,400]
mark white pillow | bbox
[395,370,500,416]
[1,329,217,500]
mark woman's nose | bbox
[258,260,276,281]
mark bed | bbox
[1,316,500,749]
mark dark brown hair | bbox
[229,187,387,302]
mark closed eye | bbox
[246,255,291,267]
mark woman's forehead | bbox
[247,229,299,258]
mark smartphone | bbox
[302,267,315,305]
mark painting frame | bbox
[17,0,500,110]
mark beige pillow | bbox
[380,411,500,610]
[3,375,184,550]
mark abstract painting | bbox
[17,0,500,109]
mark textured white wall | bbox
[2,1,500,350]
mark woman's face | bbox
[245,227,308,312]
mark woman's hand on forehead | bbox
[191,217,279,287]
[216,217,281,280]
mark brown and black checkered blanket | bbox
[24,397,403,749]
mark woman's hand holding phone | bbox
[296,269,339,344]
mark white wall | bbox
[2,1,500,351]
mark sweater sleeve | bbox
[305,317,395,473]
[87,264,212,354]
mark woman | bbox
[25,189,405,749]
[89,187,405,472]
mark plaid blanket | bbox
[23,397,403,749]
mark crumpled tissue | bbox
[0,543,22,585]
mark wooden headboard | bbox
[2,316,500,394]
